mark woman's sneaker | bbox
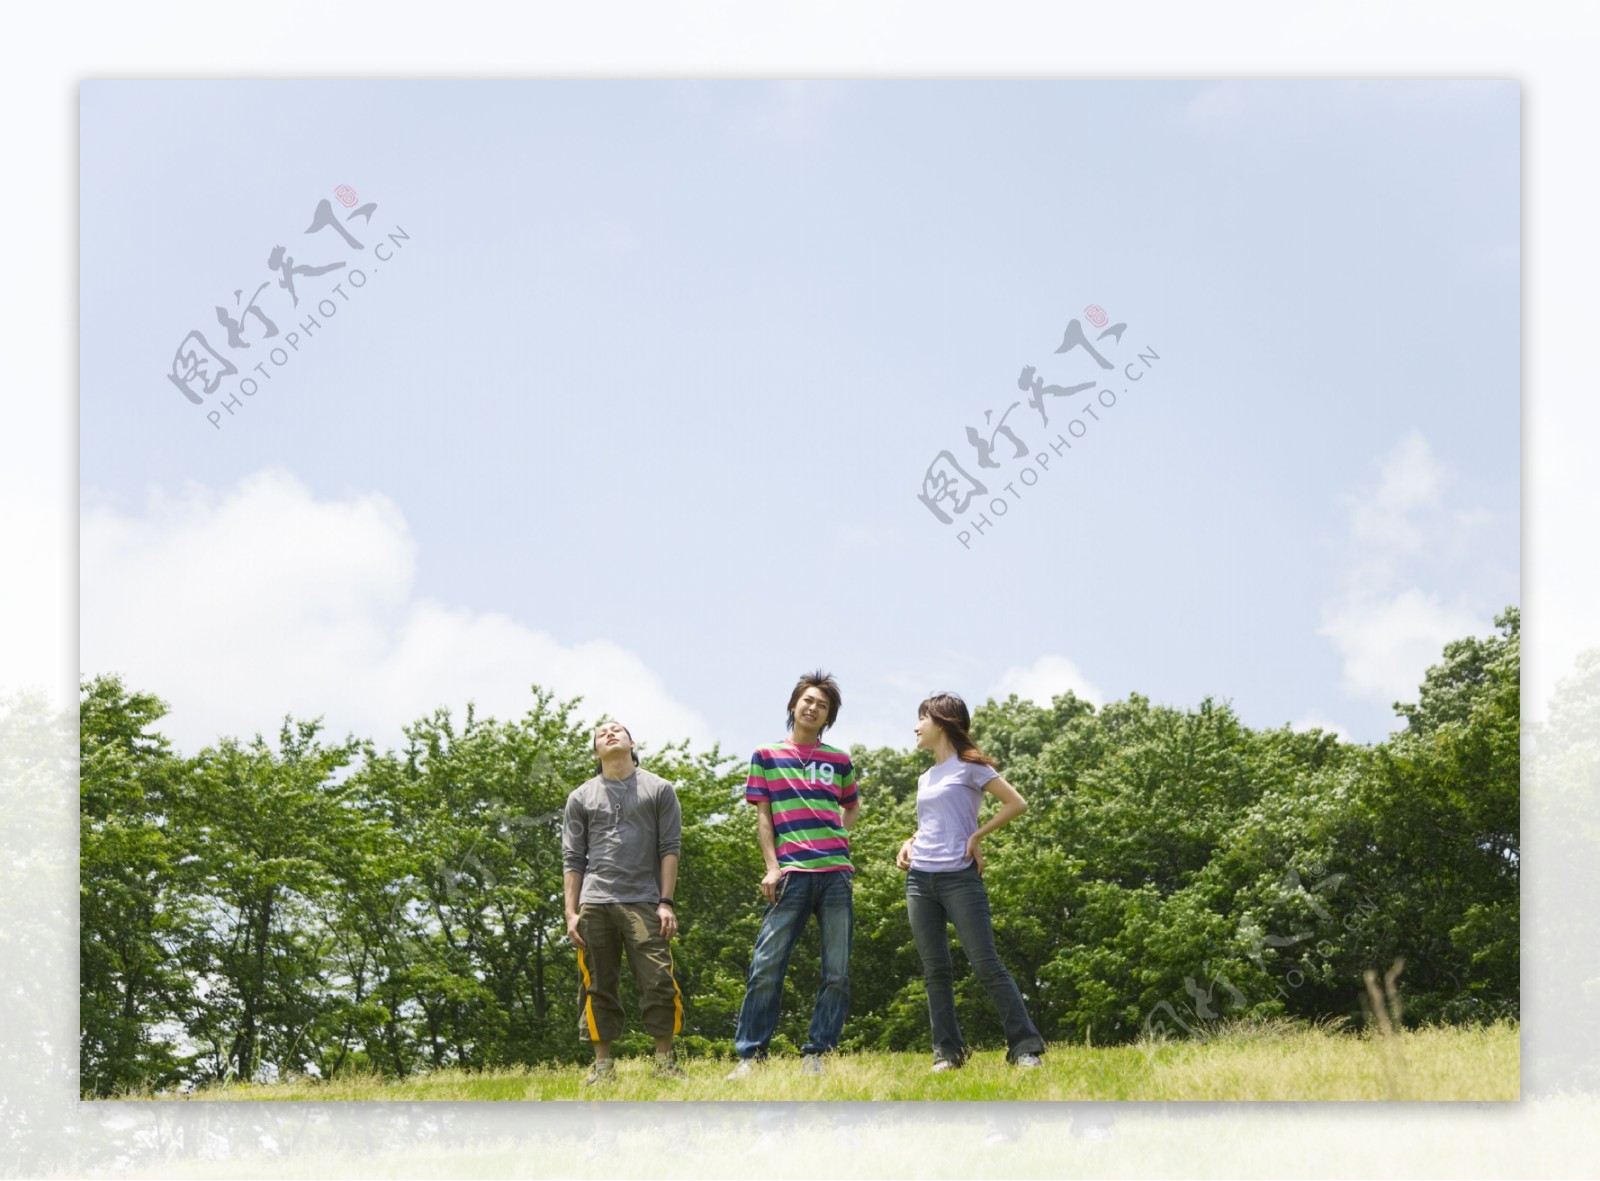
[1013,1053,1043,1069]
[725,1057,759,1081]
[931,1059,959,1073]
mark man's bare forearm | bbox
[756,809,780,872]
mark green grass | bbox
[152,1019,1517,1102]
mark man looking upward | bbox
[562,720,686,1084]
[727,670,860,1078]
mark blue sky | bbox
[79,80,1519,757]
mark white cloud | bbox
[1320,588,1483,704]
[1290,714,1350,742]
[81,469,712,755]
[990,655,1104,710]
[1318,432,1496,705]
[1347,430,1445,553]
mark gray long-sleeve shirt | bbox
[561,768,682,905]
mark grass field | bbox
[156,1020,1517,1102]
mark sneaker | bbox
[1013,1052,1043,1069]
[583,1058,617,1086]
[653,1052,687,1081]
[801,1054,825,1076]
[931,1060,958,1074]
[725,1057,759,1081]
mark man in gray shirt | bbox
[562,720,686,1083]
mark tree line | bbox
[79,609,1519,1095]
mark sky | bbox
[78,79,1520,758]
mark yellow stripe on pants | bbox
[575,945,600,1042]
[668,943,684,1035]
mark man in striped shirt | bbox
[727,670,860,1078]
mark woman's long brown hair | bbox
[918,693,999,769]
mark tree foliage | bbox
[78,610,1521,1092]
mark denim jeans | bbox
[906,865,1045,1063]
[732,869,854,1058]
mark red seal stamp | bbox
[335,185,359,208]
[1084,304,1108,328]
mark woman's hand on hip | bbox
[965,832,986,874]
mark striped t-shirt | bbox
[745,740,860,873]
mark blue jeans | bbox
[733,869,854,1058]
[906,865,1045,1064]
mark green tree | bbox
[1354,607,1520,1023]
[177,718,362,1083]
[79,675,189,1096]
[350,693,597,1071]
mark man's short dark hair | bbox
[786,670,842,733]
[593,723,641,775]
